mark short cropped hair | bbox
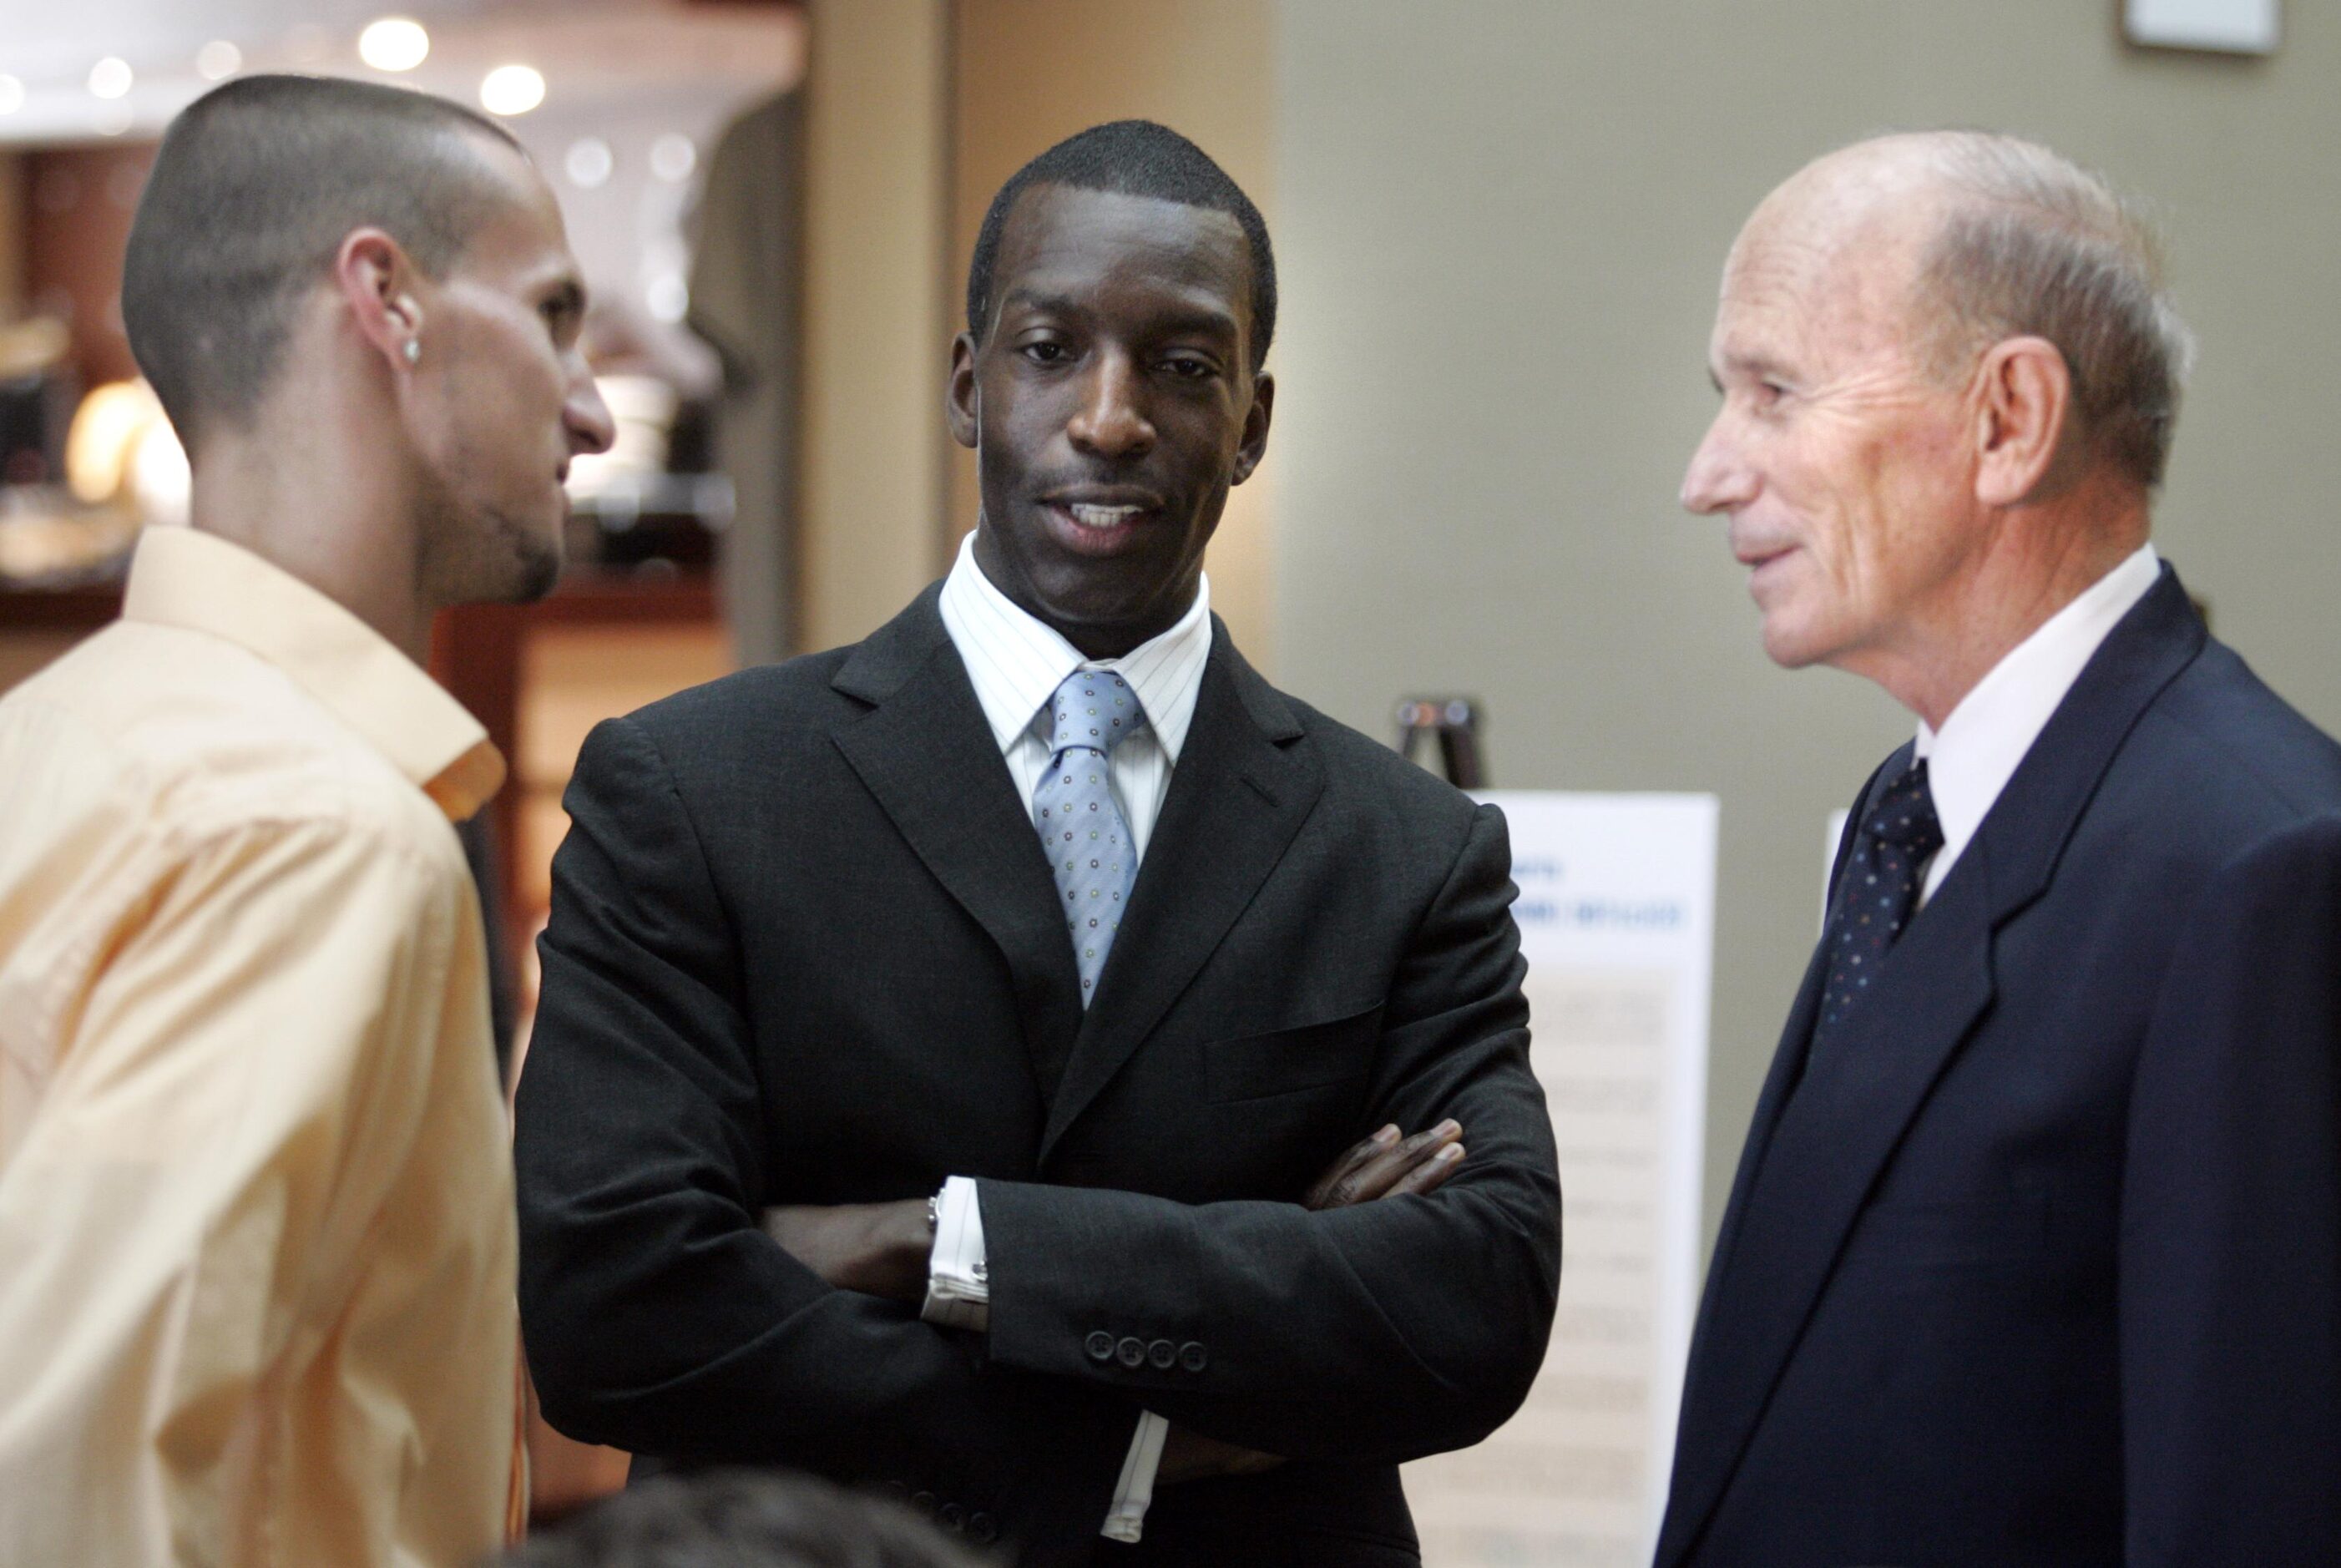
[491,1470,983,1568]
[965,119,1277,372]
[123,73,523,446]
[1909,132,2195,491]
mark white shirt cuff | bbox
[920,1175,989,1332]
[1101,1410,1169,1542]
[920,1179,1163,1539]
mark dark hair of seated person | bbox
[488,1470,987,1568]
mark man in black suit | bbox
[1661,130,2341,1566]
[515,122,1560,1566]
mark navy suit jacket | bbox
[1659,567,2341,1567]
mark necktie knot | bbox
[1045,670,1147,760]
[1863,757,1945,857]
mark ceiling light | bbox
[0,76,23,116]
[88,58,134,100]
[649,134,696,184]
[358,18,431,73]
[195,41,242,81]
[565,139,614,190]
[479,64,545,117]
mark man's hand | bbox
[1162,1120,1469,1486]
[761,1126,1468,1485]
[760,1199,931,1304]
[762,1120,1467,1308]
[1158,1424,1290,1485]
[1306,1119,1464,1210]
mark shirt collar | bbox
[1914,542,2162,867]
[937,529,1214,763]
[120,525,505,820]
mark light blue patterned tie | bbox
[1032,670,1147,1005]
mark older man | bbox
[0,77,610,1565]
[1661,132,2341,1566]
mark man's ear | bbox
[946,331,980,450]
[1972,335,2074,507]
[336,226,426,374]
[1231,372,1274,487]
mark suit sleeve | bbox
[514,716,1131,1563]
[977,802,1560,1462]
[2121,812,2341,1565]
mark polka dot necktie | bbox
[1808,757,1944,1066]
[1031,670,1148,1006]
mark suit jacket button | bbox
[1147,1338,1177,1369]
[939,1503,965,1530]
[1085,1330,1116,1363]
[1179,1340,1208,1373]
[911,1491,938,1519]
[968,1511,999,1545]
[1116,1335,1147,1368]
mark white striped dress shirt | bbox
[937,529,1211,857]
[923,529,1214,1542]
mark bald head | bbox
[1738,131,2192,491]
[1686,131,2184,719]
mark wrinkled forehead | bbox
[1714,172,1942,367]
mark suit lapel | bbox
[1659,857,1996,1564]
[1659,567,2207,1565]
[1039,629,1323,1161]
[1674,755,1885,1400]
[1717,750,1898,1259]
[829,588,1085,1098]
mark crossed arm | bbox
[514,717,1559,1556]
[762,1120,1472,1483]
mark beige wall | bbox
[796,0,953,652]
[1272,1,2341,1247]
[952,0,1277,668]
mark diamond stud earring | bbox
[403,337,421,365]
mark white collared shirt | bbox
[924,529,1214,1541]
[1914,543,2162,903]
[937,529,1211,858]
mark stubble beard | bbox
[415,465,564,609]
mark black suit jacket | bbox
[514,587,1560,1565]
[1658,567,2341,1567]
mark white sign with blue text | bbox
[1402,792,1718,1568]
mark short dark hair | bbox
[964,119,1276,372]
[490,1470,984,1568]
[123,73,523,446]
